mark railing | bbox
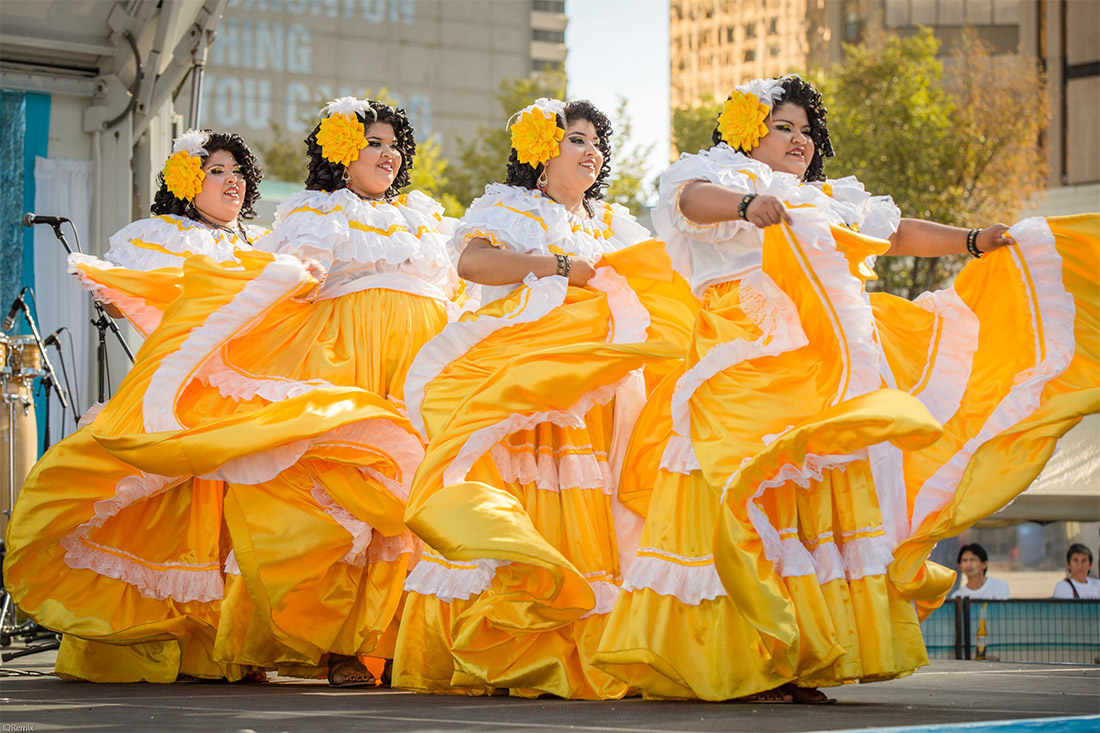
[921,598,1100,664]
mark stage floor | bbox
[1,646,1097,732]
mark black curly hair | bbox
[505,99,613,201]
[303,100,416,196]
[151,131,263,220]
[711,75,834,182]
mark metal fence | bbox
[921,598,1100,664]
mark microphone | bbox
[43,327,65,349]
[2,287,28,331]
[22,212,70,227]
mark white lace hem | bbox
[909,216,1079,536]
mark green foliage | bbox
[670,93,719,157]
[409,134,463,217]
[254,121,308,184]
[667,29,1048,298]
[604,97,655,216]
[820,28,1047,297]
[441,71,568,210]
[815,29,963,297]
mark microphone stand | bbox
[45,221,134,404]
[14,297,65,453]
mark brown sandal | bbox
[327,655,376,688]
[782,683,836,705]
[736,687,794,703]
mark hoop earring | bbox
[341,168,351,187]
[536,169,548,194]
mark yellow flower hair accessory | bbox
[717,78,785,151]
[316,97,376,167]
[162,129,208,202]
[508,98,566,169]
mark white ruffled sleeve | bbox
[655,145,771,246]
[601,202,652,251]
[825,176,901,240]
[451,184,570,257]
[105,216,234,270]
[260,188,451,273]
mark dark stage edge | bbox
[1,648,1097,732]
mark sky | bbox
[565,0,670,195]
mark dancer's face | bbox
[193,149,245,226]
[543,118,603,201]
[346,122,401,199]
[959,551,987,582]
[748,102,814,180]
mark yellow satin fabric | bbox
[889,213,1100,613]
[596,216,1098,699]
[5,252,444,680]
[395,242,695,699]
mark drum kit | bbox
[0,217,133,661]
[0,326,59,657]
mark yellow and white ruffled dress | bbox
[3,191,455,682]
[4,214,264,683]
[593,145,1099,699]
[394,184,696,699]
[69,214,264,337]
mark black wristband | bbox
[966,228,983,259]
[737,193,757,221]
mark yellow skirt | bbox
[394,241,695,699]
[4,251,443,680]
[594,214,1099,698]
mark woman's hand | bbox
[744,194,791,228]
[303,258,327,284]
[976,224,1013,254]
[567,257,596,286]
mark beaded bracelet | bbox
[737,193,757,221]
[555,253,572,277]
[966,228,983,259]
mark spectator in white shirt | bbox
[951,543,1010,600]
[1052,544,1100,600]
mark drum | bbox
[10,336,43,379]
[0,380,37,538]
[0,335,9,377]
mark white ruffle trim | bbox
[404,551,620,616]
[909,216,1078,536]
[60,535,223,603]
[263,188,453,273]
[671,269,808,437]
[59,471,225,602]
[731,450,863,575]
[445,375,630,488]
[198,353,335,403]
[656,148,763,257]
[144,252,312,432]
[589,265,651,344]
[403,552,511,602]
[578,579,622,619]
[623,548,726,605]
[105,215,258,271]
[784,207,883,405]
[404,273,569,438]
[311,483,376,566]
[489,443,613,494]
[453,184,649,263]
[658,435,702,474]
[910,288,979,425]
[839,533,895,581]
[68,253,165,337]
[203,416,424,489]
